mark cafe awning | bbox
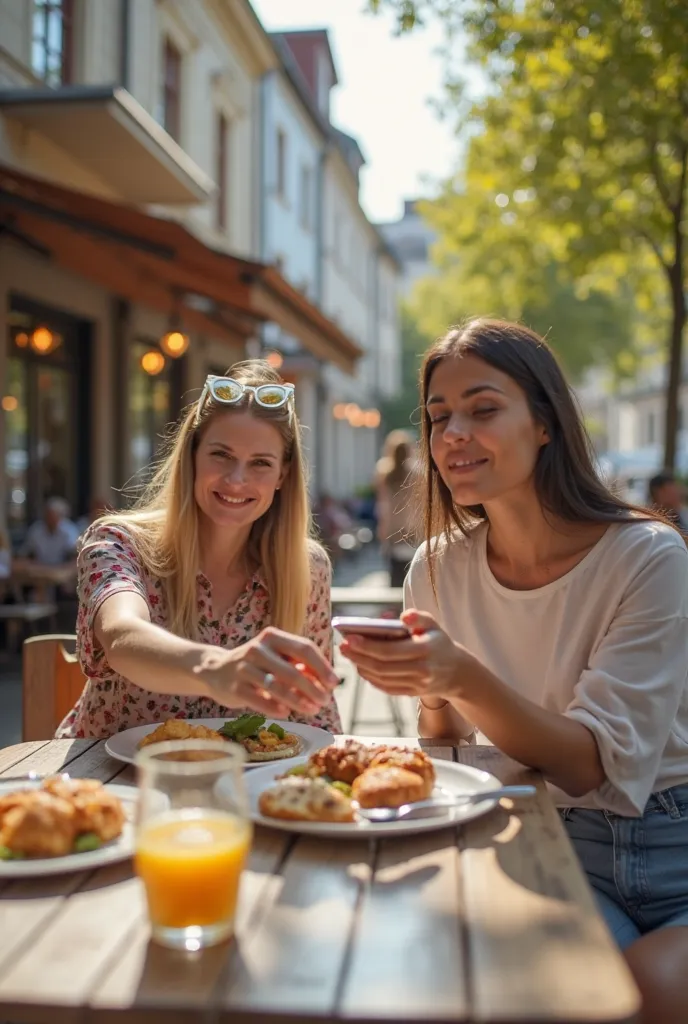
[0,164,362,372]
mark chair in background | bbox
[22,634,85,741]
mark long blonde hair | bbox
[100,360,318,639]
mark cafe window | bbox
[127,341,183,482]
[32,0,74,86]
[4,299,90,543]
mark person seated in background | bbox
[22,497,79,566]
[648,470,688,530]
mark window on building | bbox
[276,128,287,200]
[216,112,229,232]
[162,38,182,141]
[299,165,312,230]
[32,0,74,86]
[127,341,182,480]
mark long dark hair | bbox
[418,319,671,573]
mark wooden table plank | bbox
[219,836,372,1020]
[457,747,640,1023]
[0,740,49,774]
[0,739,98,779]
[338,830,468,1022]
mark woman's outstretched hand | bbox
[194,626,340,718]
[338,609,477,699]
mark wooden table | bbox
[0,738,640,1024]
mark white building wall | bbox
[261,71,321,297]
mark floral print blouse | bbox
[56,523,342,739]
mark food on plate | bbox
[259,742,437,824]
[42,776,126,842]
[258,776,355,823]
[351,765,432,809]
[136,714,303,762]
[308,738,381,783]
[219,714,303,762]
[0,777,125,860]
[138,720,224,752]
[368,748,435,788]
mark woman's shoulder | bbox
[607,517,688,565]
[411,523,486,568]
[307,538,333,581]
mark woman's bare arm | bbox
[94,592,212,697]
[417,697,475,741]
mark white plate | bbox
[104,718,334,769]
[245,758,501,838]
[0,781,136,878]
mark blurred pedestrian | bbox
[375,429,418,587]
[648,470,688,530]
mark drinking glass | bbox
[135,739,251,951]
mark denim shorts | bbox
[561,783,688,950]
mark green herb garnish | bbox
[219,713,266,742]
[73,832,102,853]
[267,722,286,740]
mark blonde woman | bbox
[57,360,341,739]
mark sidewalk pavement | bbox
[0,543,417,750]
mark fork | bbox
[354,784,536,822]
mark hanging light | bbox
[333,403,347,420]
[141,350,166,375]
[160,329,190,358]
[30,326,55,354]
[1,396,18,412]
[14,332,29,349]
[265,351,283,369]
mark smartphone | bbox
[332,616,411,641]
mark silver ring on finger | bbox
[262,672,276,692]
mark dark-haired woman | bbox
[339,319,688,1023]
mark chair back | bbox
[22,634,86,741]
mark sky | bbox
[250,0,465,224]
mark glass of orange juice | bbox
[134,739,252,951]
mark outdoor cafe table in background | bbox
[331,585,403,613]
[0,737,640,1024]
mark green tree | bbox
[369,0,688,467]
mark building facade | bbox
[262,30,402,500]
[0,0,360,540]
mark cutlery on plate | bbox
[354,784,537,822]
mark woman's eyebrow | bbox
[427,384,505,405]
[206,440,277,458]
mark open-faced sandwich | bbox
[137,714,303,762]
[258,740,436,823]
[0,777,126,860]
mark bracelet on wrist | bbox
[419,696,449,710]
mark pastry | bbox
[258,776,355,822]
[351,766,432,809]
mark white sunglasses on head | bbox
[195,375,295,424]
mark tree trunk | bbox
[662,218,686,470]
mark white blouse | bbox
[405,519,688,815]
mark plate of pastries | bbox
[0,775,135,877]
[244,739,502,838]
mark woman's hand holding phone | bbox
[337,609,479,699]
